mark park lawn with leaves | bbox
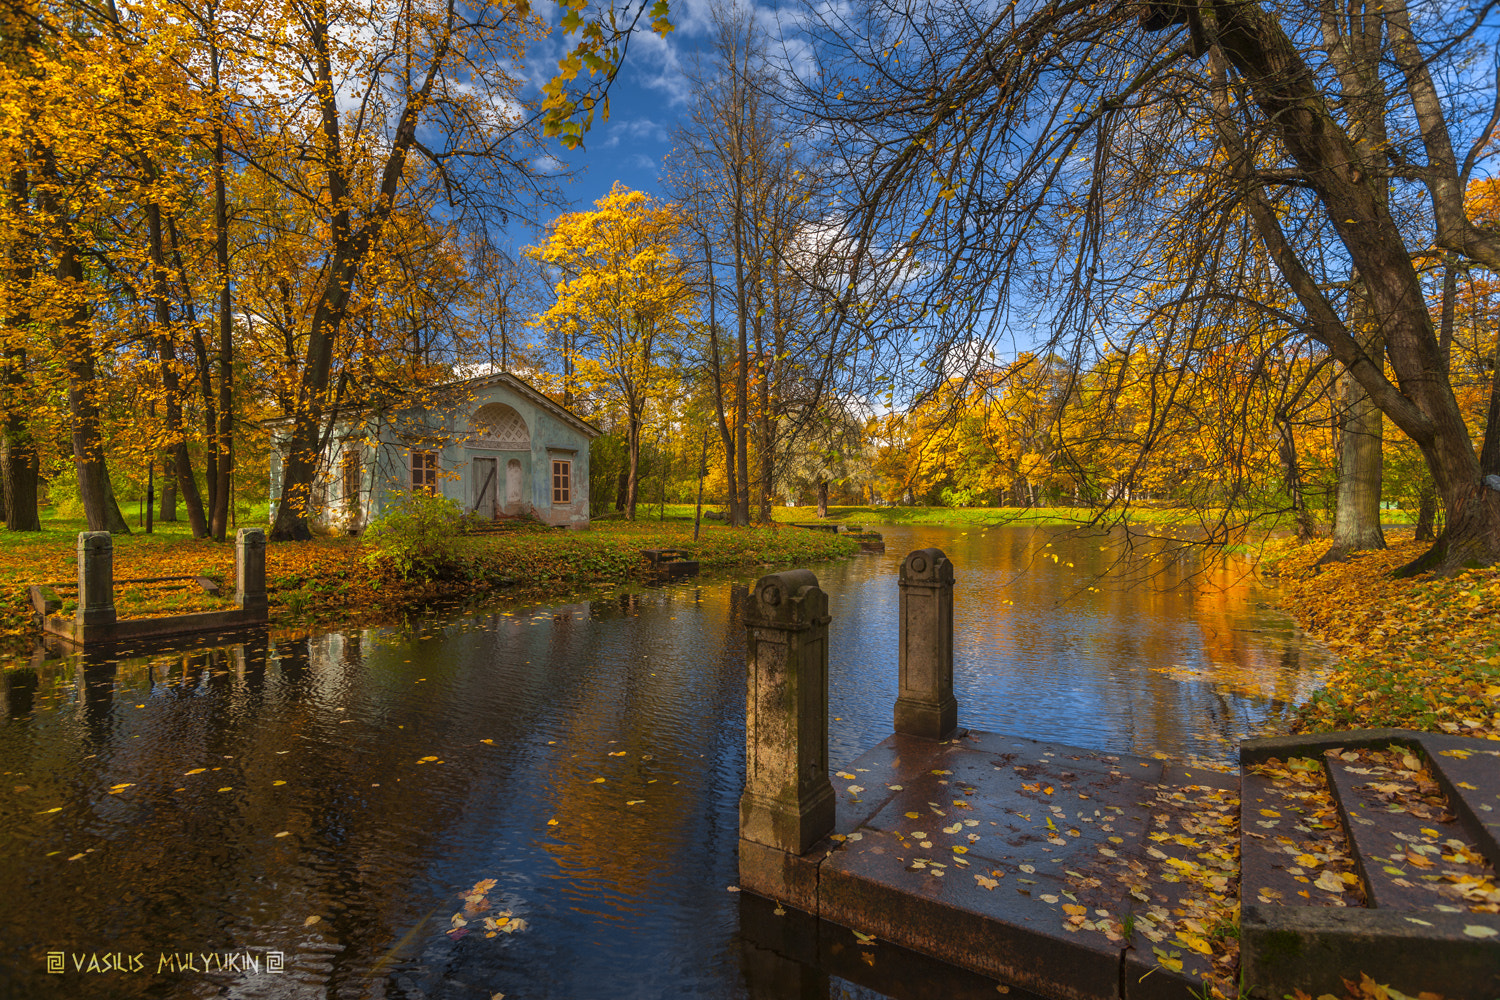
[654,502,1259,527]
[1263,537,1500,739]
[0,521,856,655]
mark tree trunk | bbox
[1414,476,1438,543]
[1275,414,1316,541]
[46,182,125,534]
[159,457,178,521]
[1207,0,1500,569]
[703,245,738,527]
[146,204,209,537]
[615,470,627,512]
[1,431,41,531]
[817,480,828,518]
[755,323,773,525]
[208,98,233,542]
[1328,311,1386,556]
[625,407,641,521]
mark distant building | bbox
[267,372,600,533]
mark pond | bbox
[0,524,1329,999]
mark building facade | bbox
[267,373,600,532]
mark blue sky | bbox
[521,2,711,215]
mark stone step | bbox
[1240,731,1500,999]
[1323,743,1498,912]
[1240,755,1364,910]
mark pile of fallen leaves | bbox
[1261,537,1500,738]
[1294,972,1453,1000]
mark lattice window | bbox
[552,460,571,504]
[412,450,438,494]
[470,403,529,449]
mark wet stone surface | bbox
[810,732,1236,998]
[1241,756,1364,909]
[1324,745,1499,913]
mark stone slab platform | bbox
[740,730,1215,1000]
[742,728,1500,1000]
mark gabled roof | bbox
[464,371,602,439]
[262,370,602,439]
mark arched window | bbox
[470,403,529,450]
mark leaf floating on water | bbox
[590,778,606,784]
[304,915,321,927]
[626,799,645,806]
[1464,925,1498,938]
[37,807,62,815]
[726,886,740,892]
[185,768,207,775]
[275,831,291,838]
[67,853,85,862]
[272,780,287,787]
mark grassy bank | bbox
[645,502,1418,529]
[1262,536,1500,739]
[0,518,857,655]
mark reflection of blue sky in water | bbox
[0,524,1323,998]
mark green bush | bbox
[360,491,471,581]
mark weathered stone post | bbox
[740,569,835,856]
[235,528,268,613]
[76,531,116,627]
[894,548,958,740]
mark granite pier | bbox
[736,552,1500,1000]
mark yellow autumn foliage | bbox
[1264,537,1500,739]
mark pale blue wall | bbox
[269,379,596,530]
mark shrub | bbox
[360,491,471,581]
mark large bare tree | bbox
[797,0,1500,571]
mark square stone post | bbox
[235,528,267,613]
[740,569,836,855]
[894,548,958,740]
[76,531,116,626]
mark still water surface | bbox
[0,525,1328,999]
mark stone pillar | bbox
[76,531,116,626]
[894,548,958,740]
[740,569,836,855]
[235,528,268,613]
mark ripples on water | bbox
[0,525,1328,999]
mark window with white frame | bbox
[412,450,439,494]
[551,459,571,504]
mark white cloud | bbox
[598,117,671,149]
